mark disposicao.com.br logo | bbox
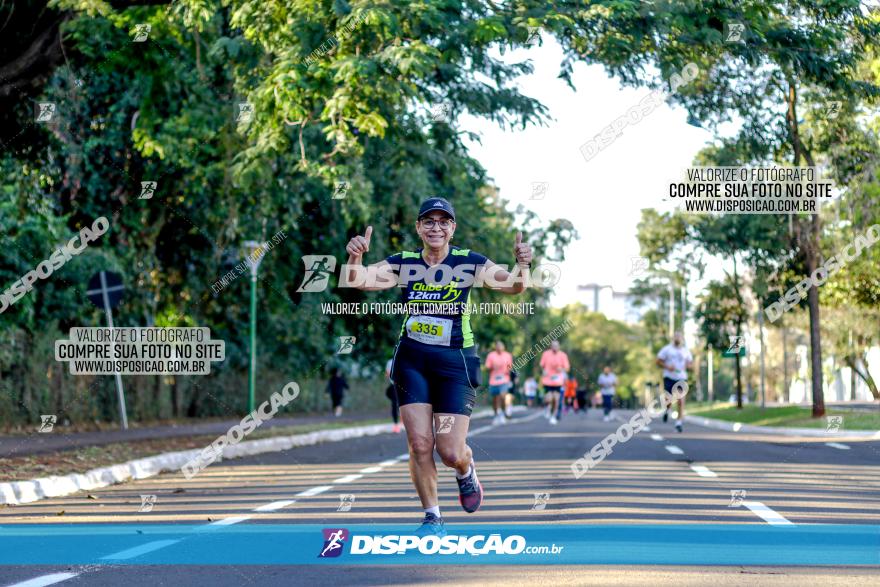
[318,528,563,557]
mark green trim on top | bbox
[461,290,474,348]
[401,251,421,259]
[451,248,470,256]
[399,318,408,339]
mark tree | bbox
[550,0,879,417]
[0,0,578,425]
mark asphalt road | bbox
[2,407,879,586]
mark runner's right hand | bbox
[346,226,372,258]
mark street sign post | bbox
[243,241,268,413]
[86,271,128,429]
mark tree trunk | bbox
[171,377,181,418]
[731,256,744,408]
[805,217,825,417]
[786,80,824,417]
[844,354,880,400]
[734,352,743,409]
[782,325,789,402]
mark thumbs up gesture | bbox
[346,226,372,258]
[514,231,532,266]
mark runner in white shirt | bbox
[523,376,538,407]
[656,331,693,432]
[597,366,618,422]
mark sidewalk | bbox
[0,410,393,458]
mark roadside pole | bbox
[244,241,268,413]
[86,271,128,429]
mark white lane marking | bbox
[334,474,365,483]
[101,539,180,561]
[209,515,251,526]
[378,459,400,467]
[469,424,493,436]
[825,442,850,450]
[643,426,651,432]
[650,434,664,441]
[358,466,382,474]
[743,501,794,526]
[5,573,79,587]
[690,464,717,478]
[665,445,684,455]
[397,453,410,461]
[296,485,332,497]
[254,500,296,512]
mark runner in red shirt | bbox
[564,376,578,415]
[485,341,514,424]
[539,341,570,425]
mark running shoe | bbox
[549,416,558,425]
[392,424,401,433]
[505,407,513,419]
[675,420,683,433]
[416,512,447,536]
[662,410,669,423]
[457,463,483,513]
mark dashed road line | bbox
[208,515,251,527]
[296,485,332,497]
[665,445,684,455]
[254,499,296,512]
[742,501,794,526]
[689,464,717,478]
[825,442,850,450]
[4,573,80,587]
[101,539,181,561]
[334,474,364,483]
[650,434,664,441]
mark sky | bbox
[459,35,713,310]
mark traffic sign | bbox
[87,271,123,309]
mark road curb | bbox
[1,408,503,506]
[685,414,880,439]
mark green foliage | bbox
[0,0,579,426]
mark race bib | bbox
[491,374,507,385]
[549,372,564,384]
[405,315,452,346]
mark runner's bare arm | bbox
[345,226,397,291]
[656,357,672,369]
[479,232,533,294]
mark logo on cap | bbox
[434,201,442,206]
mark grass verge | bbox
[688,404,879,430]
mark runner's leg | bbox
[434,412,472,476]
[400,404,438,508]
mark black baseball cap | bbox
[418,197,455,221]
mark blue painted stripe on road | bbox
[0,524,877,566]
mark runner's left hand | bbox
[514,232,532,266]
